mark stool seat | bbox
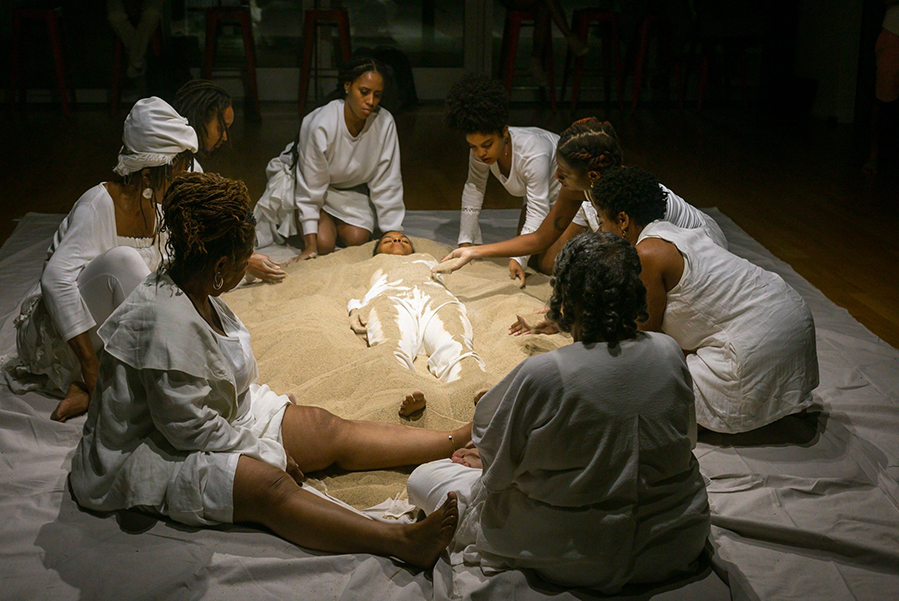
[9,6,72,116]
[299,8,352,113]
[204,4,260,114]
[498,10,557,113]
[561,9,620,111]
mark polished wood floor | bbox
[2,100,897,347]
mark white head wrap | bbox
[114,97,199,176]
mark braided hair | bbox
[547,232,648,347]
[161,172,256,283]
[590,166,667,229]
[557,118,623,175]
[172,80,232,156]
[444,74,509,135]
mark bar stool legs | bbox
[299,8,352,113]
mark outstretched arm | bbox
[436,186,585,273]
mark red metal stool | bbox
[629,14,668,113]
[498,10,557,113]
[561,9,621,111]
[109,26,163,115]
[204,1,260,114]
[299,8,352,113]
[680,38,750,110]
[9,6,72,116]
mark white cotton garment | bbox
[458,127,561,267]
[409,333,710,594]
[291,99,404,236]
[574,183,729,248]
[7,184,164,395]
[638,220,819,433]
[253,144,298,247]
[71,271,290,526]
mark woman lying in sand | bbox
[348,232,486,398]
[71,174,470,570]
[408,232,710,593]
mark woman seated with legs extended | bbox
[590,166,819,433]
[408,232,710,593]
[71,172,470,569]
[5,97,197,422]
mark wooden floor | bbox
[2,100,898,348]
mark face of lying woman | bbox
[376,232,413,255]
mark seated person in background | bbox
[349,232,486,396]
[591,167,819,434]
[71,173,470,570]
[407,232,710,593]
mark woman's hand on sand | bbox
[247,252,287,283]
[432,246,479,275]
[508,260,526,288]
[285,248,318,266]
[509,314,560,336]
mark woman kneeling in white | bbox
[408,233,710,593]
[6,97,197,422]
[72,173,469,569]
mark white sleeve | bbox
[142,369,287,470]
[511,153,556,268]
[368,116,405,233]
[41,202,111,342]
[459,153,489,245]
[572,204,588,227]
[295,125,331,236]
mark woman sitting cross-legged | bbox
[71,172,469,569]
[407,232,710,593]
[590,167,819,434]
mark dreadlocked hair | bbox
[557,117,623,174]
[590,166,667,229]
[162,172,256,283]
[547,232,647,347]
[444,74,508,135]
[172,80,232,156]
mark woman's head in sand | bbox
[556,118,623,193]
[336,57,389,122]
[173,80,234,156]
[548,232,647,346]
[589,166,667,243]
[162,172,256,295]
[444,74,510,166]
[374,231,415,256]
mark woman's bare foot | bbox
[399,391,426,418]
[452,444,482,469]
[51,382,90,423]
[395,492,458,569]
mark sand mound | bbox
[226,237,568,508]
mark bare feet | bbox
[399,391,426,418]
[51,382,90,423]
[396,492,458,569]
[452,443,482,469]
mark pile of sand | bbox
[226,237,568,508]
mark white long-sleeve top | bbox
[294,99,405,235]
[459,127,561,268]
[38,184,163,342]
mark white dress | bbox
[458,126,561,268]
[6,184,164,395]
[408,333,710,593]
[638,220,818,432]
[574,183,729,249]
[71,271,290,526]
[254,99,405,244]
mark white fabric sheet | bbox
[2,209,898,599]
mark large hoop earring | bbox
[213,272,224,291]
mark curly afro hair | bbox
[590,166,667,228]
[547,232,648,346]
[444,74,509,135]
